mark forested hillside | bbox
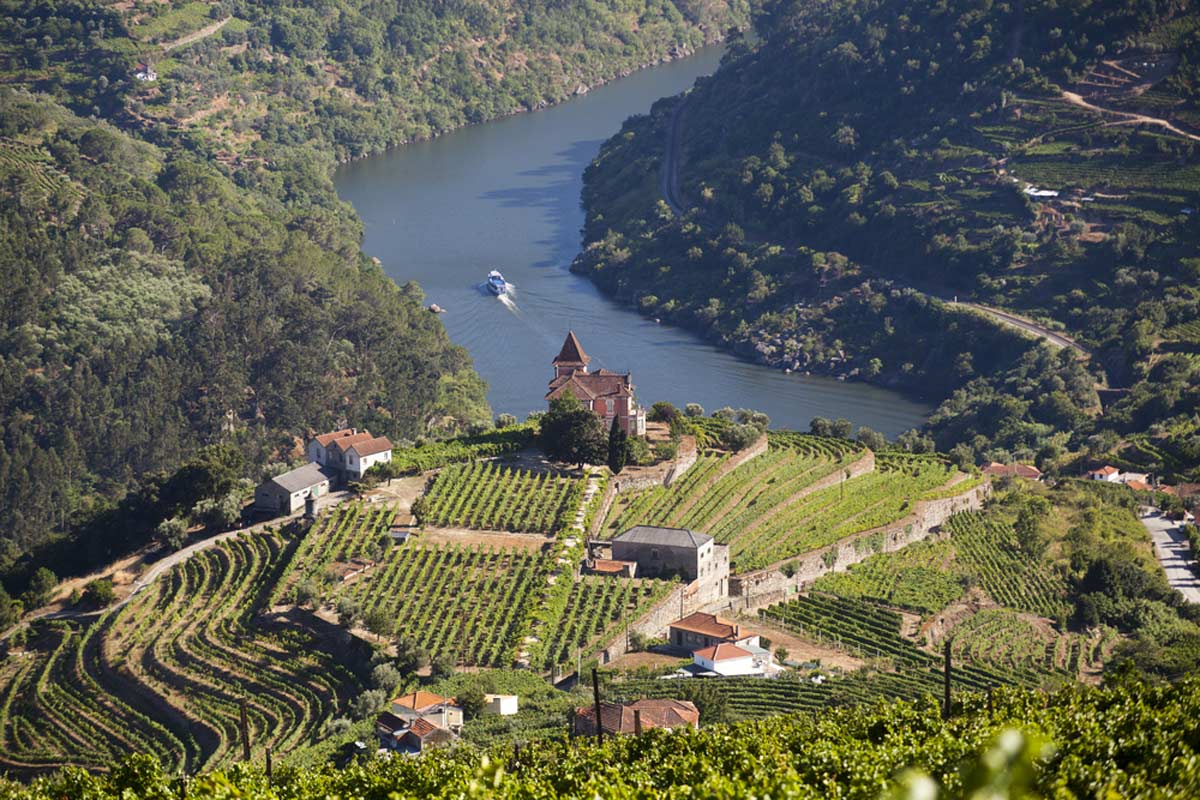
[576,0,1200,476]
[0,0,749,576]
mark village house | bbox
[571,699,699,737]
[692,643,762,676]
[389,691,464,732]
[982,462,1043,481]
[374,713,455,754]
[546,331,646,436]
[309,428,394,482]
[667,611,758,652]
[611,526,729,603]
[253,462,336,516]
[1087,465,1122,482]
[134,62,157,81]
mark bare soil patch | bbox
[608,650,690,672]
[739,619,864,671]
[416,527,552,552]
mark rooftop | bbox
[392,691,457,713]
[694,642,753,662]
[546,371,633,401]
[614,525,712,549]
[553,330,591,366]
[314,428,357,447]
[982,462,1042,480]
[268,462,337,494]
[670,612,740,640]
[575,699,698,735]
[349,436,393,457]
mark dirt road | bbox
[161,17,231,52]
[1060,91,1200,144]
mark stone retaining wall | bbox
[726,480,991,612]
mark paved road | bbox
[953,302,1092,359]
[1142,512,1200,603]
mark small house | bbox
[611,526,729,602]
[134,62,157,81]
[375,712,455,754]
[309,428,394,481]
[254,462,336,516]
[1087,466,1122,482]
[668,612,757,652]
[571,699,698,737]
[390,691,463,731]
[483,694,519,716]
[692,643,759,676]
[981,462,1042,481]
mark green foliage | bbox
[422,462,585,534]
[390,424,538,475]
[82,578,114,608]
[606,418,628,475]
[541,394,608,466]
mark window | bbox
[605,399,614,415]
[650,548,659,560]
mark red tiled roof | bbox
[574,700,698,735]
[546,372,632,401]
[349,436,393,457]
[553,331,590,366]
[982,462,1042,480]
[1126,480,1153,492]
[407,718,440,738]
[329,431,375,454]
[392,691,456,713]
[694,642,753,662]
[315,428,356,447]
[1088,465,1120,477]
[669,612,739,640]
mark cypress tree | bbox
[607,418,628,474]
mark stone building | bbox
[610,525,729,604]
[545,331,646,436]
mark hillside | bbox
[3,678,1200,797]
[3,423,1195,777]
[0,0,750,577]
[574,0,1200,478]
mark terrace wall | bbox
[592,578,704,665]
[723,480,991,612]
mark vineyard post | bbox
[266,746,273,784]
[942,640,952,721]
[634,709,643,735]
[591,668,604,742]
[240,697,251,761]
[987,684,994,719]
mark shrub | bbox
[684,403,705,417]
[83,579,115,608]
[156,517,188,550]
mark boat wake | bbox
[497,290,520,314]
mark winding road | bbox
[1141,512,1200,604]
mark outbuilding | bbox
[254,463,336,516]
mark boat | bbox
[486,270,508,296]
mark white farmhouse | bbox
[483,694,519,716]
[692,643,760,676]
[254,463,336,516]
[308,428,393,482]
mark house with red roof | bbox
[982,462,1042,481]
[308,427,393,482]
[668,611,757,651]
[389,691,463,731]
[571,699,699,737]
[546,331,646,436]
[1086,465,1122,482]
[692,642,761,676]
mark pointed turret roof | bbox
[553,330,590,366]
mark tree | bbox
[540,391,607,466]
[831,418,854,439]
[430,651,455,680]
[24,567,57,608]
[370,663,404,694]
[456,682,487,720]
[496,413,518,428]
[0,587,22,629]
[856,426,887,452]
[83,579,115,608]
[607,418,628,474]
[648,401,679,422]
[336,597,362,628]
[410,496,429,527]
[395,637,429,675]
[293,578,321,608]
[774,646,789,664]
[351,689,388,719]
[810,417,833,436]
[156,517,188,550]
[364,608,394,638]
[684,403,705,418]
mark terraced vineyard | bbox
[947,512,1069,618]
[533,577,673,672]
[423,462,585,533]
[270,502,396,604]
[0,533,361,777]
[761,595,1049,691]
[345,544,548,666]
[0,138,84,204]
[812,538,965,614]
[948,609,1117,679]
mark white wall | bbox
[694,654,758,676]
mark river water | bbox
[334,48,930,436]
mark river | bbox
[334,48,930,436]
